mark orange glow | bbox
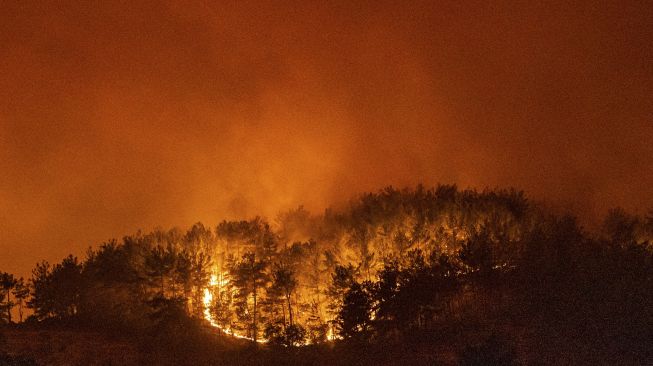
[202,271,268,343]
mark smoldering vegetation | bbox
[1,184,652,365]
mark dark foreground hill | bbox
[0,326,139,365]
[2,313,650,366]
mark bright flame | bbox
[326,326,342,341]
[202,271,267,343]
[326,327,335,341]
[201,270,341,345]
[202,274,218,326]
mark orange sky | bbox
[1,1,652,278]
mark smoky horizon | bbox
[1,1,652,278]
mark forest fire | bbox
[1,186,652,364]
[202,272,268,343]
[202,274,218,327]
[2,1,652,364]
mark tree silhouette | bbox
[145,245,175,296]
[230,252,268,342]
[326,264,356,332]
[459,226,494,276]
[28,261,52,320]
[270,265,298,327]
[0,272,17,323]
[12,277,29,322]
[190,252,212,317]
[336,281,373,339]
[28,256,82,320]
[51,256,83,318]
[173,249,192,302]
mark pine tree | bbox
[0,273,17,323]
[336,281,373,339]
[12,277,29,322]
[230,253,269,342]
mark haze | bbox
[1,1,652,277]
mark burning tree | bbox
[229,253,269,342]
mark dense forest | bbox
[1,185,652,365]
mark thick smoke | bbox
[1,1,652,276]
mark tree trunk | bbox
[452,228,457,250]
[281,301,287,329]
[286,293,293,326]
[252,290,258,343]
[6,291,11,323]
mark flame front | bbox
[202,274,219,327]
[202,272,267,343]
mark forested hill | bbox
[1,185,652,365]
